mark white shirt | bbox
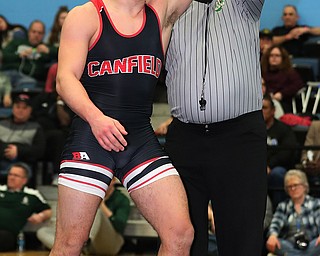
[166,0,265,123]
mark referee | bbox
[164,0,267,255]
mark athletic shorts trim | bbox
[58,160,114,198]
[58,173,108,198]
[58,156,179,198]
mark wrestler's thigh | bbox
[55,185,101,244]
[130,175,189,237]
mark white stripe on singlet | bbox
[58,160,113,199]
[123,156,179,193]
[166,0,265,124]
[58,173,108,199]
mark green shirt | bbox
[0,185,51,236]
[1,39,57,81]
[105,189,130,234]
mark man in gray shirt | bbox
[164,0,267,255]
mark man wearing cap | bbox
[0,94,46,186]
[259,29,273,59]
[0,162,52,251]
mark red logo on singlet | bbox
[72,152,90,160]
[87,55,162,78]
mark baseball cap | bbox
[14,94,31,106]
[259,28,273,39]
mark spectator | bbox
[261,45,304,113]
[0,94,46,186]
[266,169,320,256]
[1,20,58,90]
[262,77,284,119]
[272,5,320,57]
[260,28,273,59]
[44,6,69,93]
[300,121,320,188]
[263,94,297,208]
[0,72,12,108]
[46,6,68,47]
[37,177,130,255]
[0,15,27,50]
[32,89,73,184]
[0,49,12,110]
[0,162,52,252]
[301,120,320,168]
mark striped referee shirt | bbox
[166,0,265,124]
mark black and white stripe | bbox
[166,0,265,123]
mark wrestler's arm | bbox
[56,3,127,152]
[147,0,192,50]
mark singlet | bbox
[81,0,164,125]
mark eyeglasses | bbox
[283,13,295,17]
[285,183,303,190]
[269,54,282,58]
[8,173,26,179]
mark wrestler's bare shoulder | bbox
[65,2,98,26]
[61,2,99,39]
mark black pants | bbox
[165,111,267,256]
[0,230,16,251]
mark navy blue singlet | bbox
[58,0,178,198]
[81,0,164,124]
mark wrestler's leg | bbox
[130,175,194,256]
[49,185,101,256]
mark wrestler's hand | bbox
[90,115,128,152]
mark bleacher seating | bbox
[303,40,320,59]
[292,57,319,81]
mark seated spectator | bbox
[0,15,27,50]
[272,5,320,57]
[263,94,298,209]
[0,94,46,186]
[0,72,11,107]
[301,120,320,170]
[0,162,52,252]
[37,177,130,255]
[300,120,320,189]
[32,90,73,184]
[0,44,12,111]
[260,28,273,60]
[0,72,12,119]
[266,169,320,256]
[261,45,304,113]
[262,77,284,119]
[44,6,68,93]
[1,20,58,90]
[45,6,68,47]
